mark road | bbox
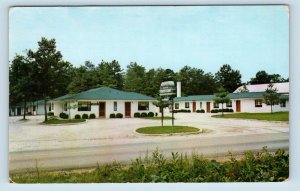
[9,132,288,173]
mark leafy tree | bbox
[124,62,146,93]
[9,55,36,119]
[249,71,288,84]
[215,64,242,93]
[98,60,124,89]
[263,83,280,113]
[27,37,72,121]
[213,88,230,116]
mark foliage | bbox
[249,71,288,84]
[134,112,141,118]
[10,148,288,183]
[47,112,54,116]
[263,83,281,113]
[89,113,96,119]
[59,112,69,119]
[212,112,289,121]
[136,126,199,134]
[173,109,191,113]
[98,60,124,89]
[110,113,116,118]
[43,118,85,124]
[196,109,205,113]
[82,113,89,119]
[147,112,154,117]
[75,114,81,119]
[141,112,148,117]
[215,64,242,93]
[214,88,230,116]
[116,113,123,118]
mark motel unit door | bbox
[206,102,211,113]
[236,100,241,112]
[99,102,106,118]
[125,102,131,117]
[193,101,196,112]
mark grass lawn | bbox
[212,112,289,122]
[44,119,86,124]
[136,126,199,134]
[141,116,174,120]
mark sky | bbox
[9,6,289,82]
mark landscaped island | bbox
[212,112,289,122]
[43,118,86,125]
[136,126,200,134]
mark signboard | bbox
[160,81,176,96]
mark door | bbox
[206,102,211,113]
[99,102,106,118]
[193,101,196,112]
[236,100,241,112]
[125,102,131,117]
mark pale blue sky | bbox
[9,6,289,82]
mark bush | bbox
[82,113,89,119]
[229,109,234,112]
[110,113,116,118]
[89,113,96,119]
[148,112,154,117]
[173,110,178,113]
[59,112,69,119]
[141,112,147,117]
[187,110,191,113]
[155,112,158,117]
[75,114,81,119]
[196,109,205,113]
[210,109,218,113]
[47,112,54,116]
[116,113,123,118]
[134,112,141,118]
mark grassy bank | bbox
[44,118,86,124]
[141,116,174,120]
[136,126,199,134]
[212,112,289,121]
[10,147,288,183]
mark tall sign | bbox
[159,81,176,128]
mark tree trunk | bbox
[44,99,48,121]
[222,103,224,116]
[271,104,273,114]
[23,101,26,120]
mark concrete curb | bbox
[134,128,205,136]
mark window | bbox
[138,102,149,111]
[280,101,286,107]
[185,102,189,108]
[175,103,179,109]
[255,99,263,107]
[78,101,91,111]
[226,101,232,107]
[199,102,202,109]
[64,102,68,111]
[114,102,117,111]
[213,102,219,108]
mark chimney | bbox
[177,81,181,97]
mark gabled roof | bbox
[174,92,289,102]
[234,82,289,93]
[53,87,156,101]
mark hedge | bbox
[82,113,89,119]
[75,114,81,119]
[89,113,96,119]
[59,112,69,119]
[116,113,123,118]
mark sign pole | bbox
[160,98,163,127]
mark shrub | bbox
[82,113,89,119]
[75,114,81,119]
[116,113,123,118]
[47,112,54,116]
[110,113,116,118]
[59,112,69,119]
[27,112,32,115]
[134,112,141,118]
[210,109,218,113]
[187,110,191,113]
[229,109,234,112]
[201,109,205,113]
[155,112,158,117]
[89,113,96,119]
[141,112,147,117]
[148,112,154,117]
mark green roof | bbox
[174,92,289,102]
[54,87,156,101]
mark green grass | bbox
[43,119,86,124]
[212,112,289,121]
[10,148,289,183]
[136,126,199,134]
[141,116,174,120]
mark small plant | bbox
[89,113,96,119]
[210,109,218,113]
[82,113,89,119]
[75,114,81,119]
[134,112,141,118]
[155,112,158,116]
[116,113,123,118]
[147,112,154,117]
[110,113,116,118]
[141,112,147,117]
[47,112,54,116]
[59,112,69,119]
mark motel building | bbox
[51,87,157,119]
[173,82,289,113]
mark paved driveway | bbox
[9,113,289,152]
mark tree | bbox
[215,64,242,93]
[263,83,280,113]
[98,60,124,89]
[9,55,36,119]
[28,37,72,121]
[249,71,288,84]
[213,88,230,116]
[124,62,146,93]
